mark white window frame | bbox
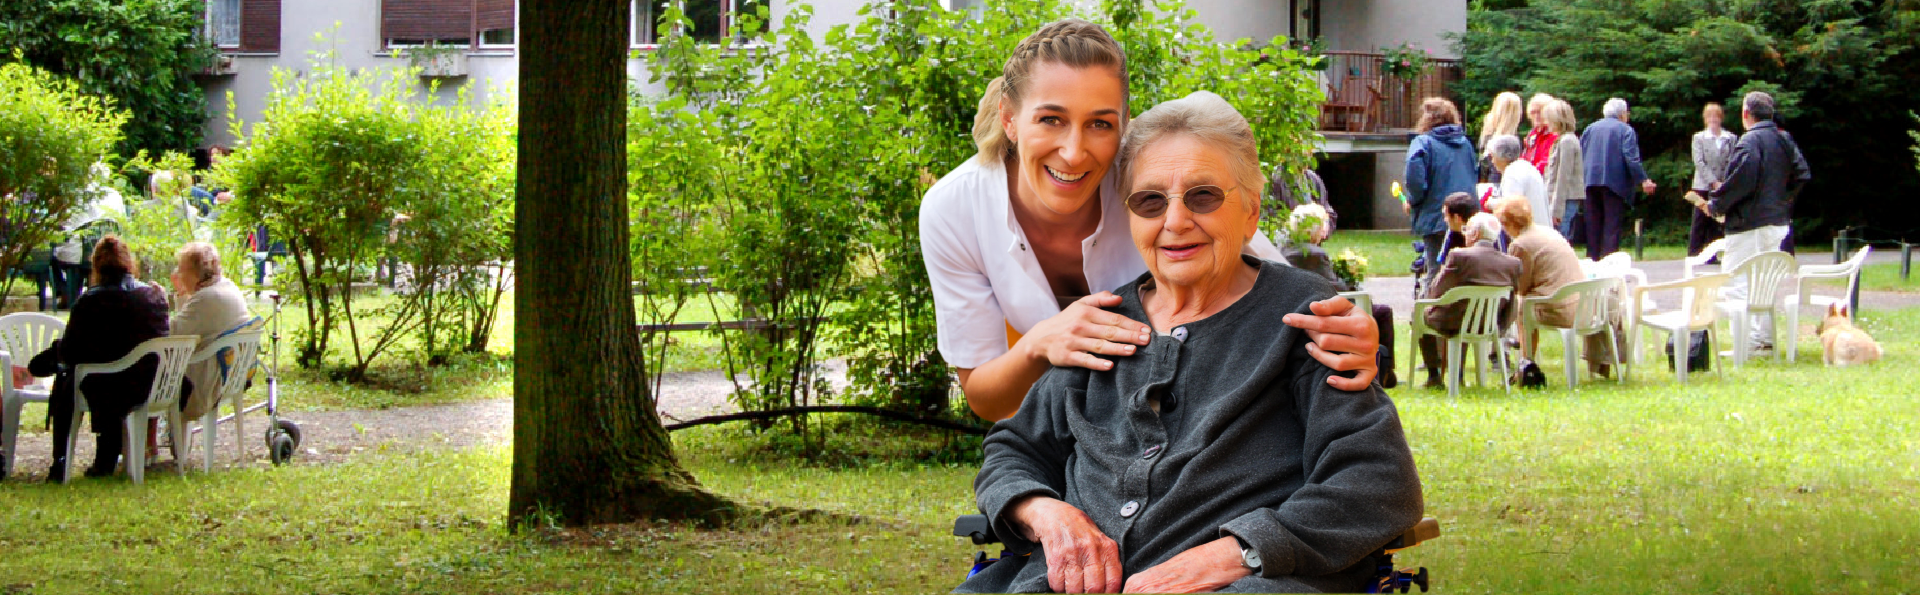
[384,38,474,50]
[475,1,518,50]
[630,0,767,51]
[205,0,242,50]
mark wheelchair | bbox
[952,514,1441,593]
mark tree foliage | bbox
[1455,0,1920,239]
[0,0,216,157]
[219,54,514,377]
[627,0,1324,434]
[0,60,126,296]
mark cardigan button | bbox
[1142,445,1162,459]
[1171,327,1188,341]
[1120,501,1140,517]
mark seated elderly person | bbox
[34,236,171,480]
[1494,198,1621,378]
[1417,212,1522,390]
[169,242,254,420]
[960,91,1423,594]
[1280,204,1399,388]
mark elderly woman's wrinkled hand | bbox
[1121,536,1250,593]
[1009,496,1124,594]
[1019,292,1152,373]
[1283,296,1380,390]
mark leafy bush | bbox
[626,0,1324,427]
[219,53,513,377]
[0,0,216,157]
[0,60,126,296]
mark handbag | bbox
[1664,330,1711,373]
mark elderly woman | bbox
[1541,99,1585,239]
[1416,213,1521,389]
[170,242,253,420]
[1490,134,1548,227]
[961,91,1423,594]
[35,236,171,480]
[1492,199,1614,379]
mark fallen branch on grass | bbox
[663,406,988,435]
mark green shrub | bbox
[219,51,512,377]
[0,0,215,157]
[0,60,126,296]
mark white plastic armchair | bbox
[186,330,263,471]
[1410,285,1513,398]
[0,312,66,478]
[1596,252,1651,289]
[1520,277,1623,389]
[1626,273,1728,385]
[1716,251,1796,366]
[1336,291,1373,315]
[1784,246,1871,362]
[1684,238,1729,278]
[59,335,199,484]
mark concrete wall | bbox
[200,0,866,146]
[1319,0,1465,58]
[1186,0,1290,45]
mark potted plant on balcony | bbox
[1379,43,1430,80]
[399,42,467,79]
[1293,36,1329,71]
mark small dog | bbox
[1818,304,1882,367]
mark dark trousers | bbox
[1687,205,1725,257]
[1421,231,1447,287]
[1583,187,1628,260]
[1372,304,1396,374]
[1418,334,1449,380]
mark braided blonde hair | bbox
[972,19,1129,165]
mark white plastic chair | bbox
[1683,238,1729,278]
[1337,291,1373,315]
[1626,273,1729,385]
[1520,277,1623,389]
[1411,285,1513,397]
[60,335,199,484]
[1716,251,1795,366]
[0,312,66,478]
[1596,252,1651,289]
[186,331,263,471]
[1783,246,1871,362]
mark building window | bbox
[208,0,242,48]
[478,27,514,47]
[631,0,766,48]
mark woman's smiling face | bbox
[1002,61,1126,218]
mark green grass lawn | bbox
[3,305,1915,593]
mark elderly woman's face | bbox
[1127,135,1260,290]
[171,259,197,294]
[1003,61,1126,219]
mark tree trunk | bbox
[510,0,734,529]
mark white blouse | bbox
[920,158,1286,369]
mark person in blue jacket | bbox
[1403,97,1480,285]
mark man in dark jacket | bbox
[1579,98,1658,260]
[1704,91,1809,352]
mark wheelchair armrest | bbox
[1382,517,1442,554]
[952,514,1001,546]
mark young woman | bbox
[1477,91,1523,183]
[920,19,1381,422]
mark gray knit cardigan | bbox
[959,257,1424,594]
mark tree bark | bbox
[510,0,733,528]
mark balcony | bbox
[1316,51,1463,135]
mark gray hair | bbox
[1743,91,1775,121]
[175,241,222,290]
[1463,212,1502,243]
[1489,134,1524,162]
[1116,90,1265,214]
[1602,98,1629,120]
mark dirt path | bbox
[0,363,847,481]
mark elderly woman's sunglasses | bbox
[1125,184,1234,218]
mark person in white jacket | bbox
[167,242,254,420]
[1490,135,1549,234]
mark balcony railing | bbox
[1316,51,1463,133]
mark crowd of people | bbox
[1399,90,1809,385]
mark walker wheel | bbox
[266,420,302,465]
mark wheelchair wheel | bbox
[266,420,302,465]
